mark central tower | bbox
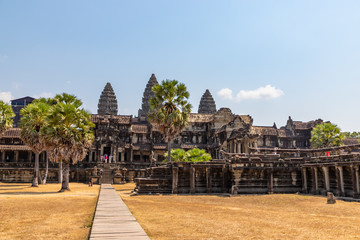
[138,74,158,118]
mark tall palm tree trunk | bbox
[42,154,49,184]
[58,161,63,183]
[60,161,70,192]
[167,138,171,163]
[32,153,39,187]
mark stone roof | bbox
[1,128,21,138]
[97,82,118,115]
[138,74,158,117]
[251,126,278,136]
[198,89,216,114]
[343,138,359,145]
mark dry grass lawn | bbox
[115,183,360,240]
[0,182,99,240]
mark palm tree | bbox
[185,148,212,162]
[164,149,187,162]
[20,99,51,187]
[310,122,345,148]
[41,93,94,191]
[0,100,15,136]
[148,80,192,162]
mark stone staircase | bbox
[101,163,113,184]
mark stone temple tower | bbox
[198,89,216,114]
[138,74,158,117]
[97,82,118,115]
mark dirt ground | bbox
[114,183,360,240]
[0,182,99,240]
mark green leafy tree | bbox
[164,148,212,163]
[164,149,186,162]
[310,122,345,148]
[20,98,53,187]
[41,93,94,191]
[148,80,192,162]
[185,148,212,162]
[0,100,15,136]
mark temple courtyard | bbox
[1,182,360,239]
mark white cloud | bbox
[0,92,14,103]
[217,88,233,100]
[218,85,284,102]
[34,92,53,99]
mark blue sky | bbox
[1,1,360,131]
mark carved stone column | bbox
[1,151,5,162]
[322,166,330,193]
[311,167,319,194]
[130,148,133,163]
[28,151,32,162]
[206,167,212,194]
[121,151,125,162]
[14,151,19,162]
[190,166,195,194]
[89,151,93,162]
[172,167,179,194]
[351,165,359,198]
[302,167,308,194]
[267,168,274,194]
[335,166,345,196]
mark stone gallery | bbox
[1,74,359,199]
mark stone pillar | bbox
[14,151,19,162]
[121,151,125,162]
[267,168,274,194]
[140,152,143,162]
[206,167,212,194]
[172,167,178,194]
[190,166,195,194]
[322,166,330,193]
[311,167,319,194]
[222,166,227,193]
[130,149,133,163]
[1,151,5,162]
[89,151,93,162]
[28,151,32,162]
[351,165,359,198]
[302,167,308,193]
[336,166,345,197]
[100,145,104,156]
[237,142,241,153]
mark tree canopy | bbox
[164,148,212,163]
[41,93,94,191]
[20,98,53,187]
[0,100,15,136]
[310,122,345,148]
[148,79,192,162]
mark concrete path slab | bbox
[90,184,150,240]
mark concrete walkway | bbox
[90,184,150,240]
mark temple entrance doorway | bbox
[103,146,111,157]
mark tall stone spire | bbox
[97,82,118,115]
[198,89,216,114]
[138,74,158,117]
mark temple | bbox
[1,74,359,199]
